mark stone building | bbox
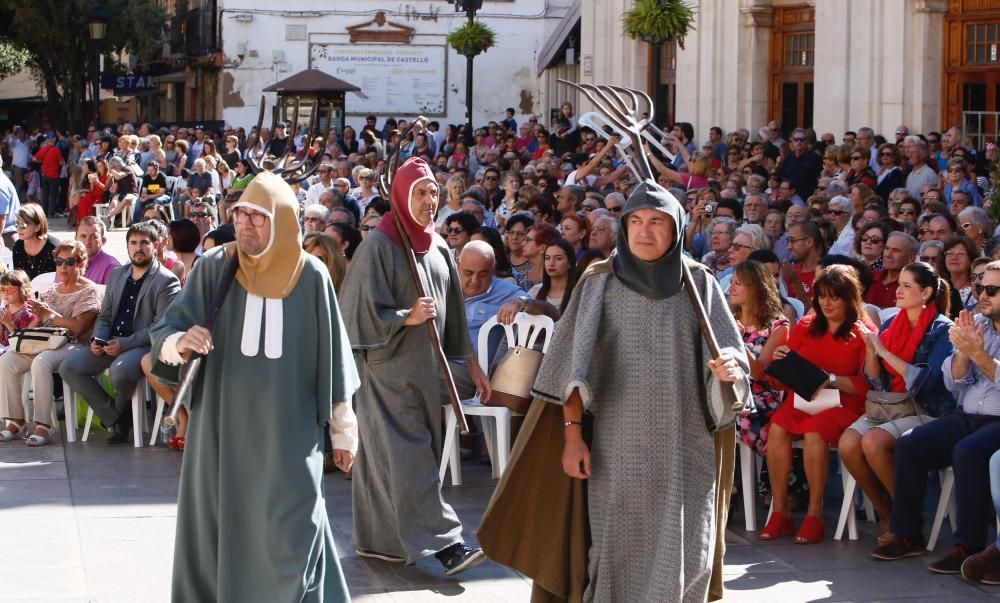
[543,0,1000,142]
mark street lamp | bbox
[88,7,110,127]
[452,0,483,146]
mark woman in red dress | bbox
[760,264,875,544]
[75,158,108,222]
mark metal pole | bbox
[464,8,475,146]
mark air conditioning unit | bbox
[272,50,284,64]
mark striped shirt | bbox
[943,315,1000,416]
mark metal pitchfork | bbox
[245,95,333,184]
[558,79,742,412]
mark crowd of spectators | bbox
[3,109,1000,582]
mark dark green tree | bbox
[0,0,167,130]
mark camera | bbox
[704,203,716,214]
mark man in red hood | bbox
[339,157,492,576]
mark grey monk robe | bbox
[529,260,749,602]
[339,229,472,563]
[150,246,359,602]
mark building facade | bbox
[217,0,574,131]
[549,0,1000,143]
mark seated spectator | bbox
[943,235,980,317]
[761,265,874,544]
[949,190,975,221]
[105,156,140,227]
[202,226,235,251]
[303,233,347,292]
[702,217,737,275]
[719,224,769,291]
[827,196,856,256]
[505,213,535,290]
[919,212,958,243]
[303,204,330,234]
[134,161,169,225]
[167,219,201,284]
[0,270,36,350]
[854,222,890,272]
[559,212,590,257]
[897,198,921,224]
[189,200,217,252]
[729,260,792,496]
[0,242,101,446]
[323,222,361,265]
[60,223,181,444]
[359,213,381,240]
[943,157,981,208]
[840,262,955,544]
[748,248,805,322]
[76,217,121,285]
[471,226,514,281]
[865,232,918,308]
[872,263,1000,572]
[527,238,576,318]
[444,212,479,258]
[13,204,60,280]
[782,219,827,306]
[589,214,618,257]
[958,206,991,253]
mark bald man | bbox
[455,241,523,395]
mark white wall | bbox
[218,0,571,131]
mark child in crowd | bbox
[0,270,37,353]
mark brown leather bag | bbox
[485,345,543,414]
[864,390,920,424]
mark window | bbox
[966,22,1000,64]
[784,33,814,68]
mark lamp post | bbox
[88,7,110,128]
[453,0,482,146]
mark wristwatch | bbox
[518,295,531,310]
[828,373,837,386]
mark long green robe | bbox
[339,230,472,563]
[150,246,359,603]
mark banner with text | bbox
[310,44,447,116]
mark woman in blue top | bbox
[943,157,982,207]
[839,262,956,544]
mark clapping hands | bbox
[949,309,985,359]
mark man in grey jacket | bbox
[60,222,181,444]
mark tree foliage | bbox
[0,0,167,129]
[0,40,31,78]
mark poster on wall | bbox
[310,43,447,116]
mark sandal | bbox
[795,514,825,544]
[168,436,185,451]
[759,512,794,541]
[0,421,28,442]
[25,424,52,447]
[877,531,895,547]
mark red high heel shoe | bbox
[795,514,825,544]
[758,512,794,541]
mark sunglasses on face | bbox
[899,209,917,216]
[791,137,807,142]
[976,284,1000,297]
[53,257,79,267]
[860,235,883,244]
[582,205,597,212]
[947,168,963,174]
[361,224,377,232]
[1,286,20,294]
[828,209,850,216]
[919,255,938,262]
[973,272,986,282]
[850,156,864,161]
[190,212,211,219]
[607,206,623,213]
[446,227,465,235]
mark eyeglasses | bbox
[895,130,907,135]
[787,236,810,244]
[446,227,466,235]
[919,255,938,262]
[304,216,324,223]
[952,153,966,159]
[961,222,976,230]
[973,272,986,282]
[582,205,597,212]
[850,155,864,161]
[859,235,884,244]
[0,286,18,294]
[944,250,968,257]
[899,209,917,216]
[947,168,964,174]
[918,228,930,235]
[483,175,498,181]
[880,152,894,157]
[828,209,850,216]
[607,206,623,213]
[360,224,377,232]
[53,257,79,267]
[233,208,267,226]
[730,242,753,252]
[791,136,807,143]
[14,222,29,230]
[525,236,536,243]
[190,211,211,219]
[976,284,1000,297]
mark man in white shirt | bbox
[906,139,938,199]
[6,127,30,203]
[305,163,336,206]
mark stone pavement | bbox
[0,220,998,601]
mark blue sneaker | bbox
[436,542,485,576]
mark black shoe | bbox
[928,544,975,574]
[871,535,927,560]
[436,542,485,576]
[106,411,132,445]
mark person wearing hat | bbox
[268,122,289,158]
[150,171,359,601]
[478,181,751,602]
[339,156,491,576]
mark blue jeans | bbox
[991,449,1000,548]
[890,410,1000,550]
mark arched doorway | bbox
[769,6,815,137]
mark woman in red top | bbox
[75,158,108,221]
[760,265,875,544]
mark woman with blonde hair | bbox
[12,204,59,280]
[436,174,466,231]
[648,149,712,191]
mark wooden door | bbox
[769,7,815,137]
[944,1,1000,146]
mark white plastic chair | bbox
[877,306,901,325]
[94,203,110,228]
[439,312,555,486]
[927,467,959,551]
[738,440,760,531]
[19,367,77,443]
[30,272,58,296]
[80,376,151,448]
